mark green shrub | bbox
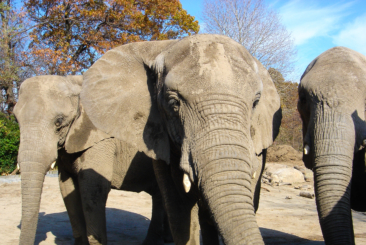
[0,113,19,175]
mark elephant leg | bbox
[142,192,165,245]
[78,140,115,245]
[163,211,173,243]
[252,151,266,213]
[152,159,200,245]
[198,205,220,245]
[58,160,89,245]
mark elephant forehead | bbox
[301,47,366,92]
[16,78,75,124]
[164,42,258,96]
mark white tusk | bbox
[50,161,56,169]
[304,144,310,155]
[252,171,257,179]
[17,163,20,170]
[183,173,191,193]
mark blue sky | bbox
[180,0,366,82]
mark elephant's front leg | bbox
[152,159,200,245]
[142,192,165,245]
[198,205,220,245]
[58,159,89,245]
[78,139,115,245]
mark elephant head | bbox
[81,34,281,244]
[298,46,366,244]
[13,75,109,245]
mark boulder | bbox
[294,166,314,182]
[265,163,305,184]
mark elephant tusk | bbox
[252,171,257,179]
[183,173,191,193]
[17,163,20,170]
[50,161,56,169]
[304,144,310,155]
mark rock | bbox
[294,165,306,174]
[300,192,315,199]
[265,163,288,176]
[267,145,302,162]
[279,182,292,186]
[271,174,280,183]
[294,166,314,182]
[265,163,305,184]
[300,185,312,190]
[304,170,314,182]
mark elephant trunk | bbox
[18,128,57,245]
[312,110,355,244]
[193,126,263,244]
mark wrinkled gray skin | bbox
[298,46,366,244]
[81,34,282,245]
[14,75,171,245]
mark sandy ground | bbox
[1,171,365,245]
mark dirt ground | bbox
[1,167,366,245]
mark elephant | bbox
[80,34,282,244]
[298,46,366,244]
[14,75,171,245]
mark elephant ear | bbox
[80,40,178,164]
[64,75,111,153]
[65,104,111,154]
[251,58,282,155]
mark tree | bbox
[0,0,29,115]
[0,112,19,175]
[269,68,302,150]
[24,0,200,75]
[202,0,296,77]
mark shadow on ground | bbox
[260,227,324,245]
[16,207,326,244]
[17,208,151,245]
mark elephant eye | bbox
[253,93,261,109]
[168,98,180,112]
[55,117,63,127]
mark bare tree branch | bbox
[202,0,296,77]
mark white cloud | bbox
[278,0,355,45]
[332,14,366,56]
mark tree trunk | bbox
[312,110,355,244]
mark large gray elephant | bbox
[298,46,366,244]
[14,75,170,245]
[80,34,282,244]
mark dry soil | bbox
[1,167,365,245]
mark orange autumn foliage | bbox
[269,68,303,151]
[24,0,199,75]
